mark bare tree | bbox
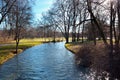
[0,0,17,24]
[47,0,73,43]
[86,0,108,45]
[9,0,32,53]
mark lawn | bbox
[0,38,43,65]
[0,37,64,64]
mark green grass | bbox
[0,37,64,64]
[0,38,43,64]
[0,41,41,65]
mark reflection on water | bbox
[0,42,116,80]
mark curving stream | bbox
[0,42,94,80]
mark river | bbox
[0,42,100,80]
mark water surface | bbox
[0,42,91,80]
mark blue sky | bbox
[32,0,55,21]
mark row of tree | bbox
[40,0,105,43]
[39,0,120,76]
[40,0,120,50]
[0,0,32,53]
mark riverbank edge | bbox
[65,42,109,68]
[0,43,43,65]
[0,41,63,65]
[65,42,120,79]
[65,42,81,54]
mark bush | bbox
[75,46,93,67]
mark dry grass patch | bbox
[65,42,110,69]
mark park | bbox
[0,0,120,80]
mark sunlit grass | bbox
[0,49,22,64]
[65,42,82,53]
[0,38,43,64]
[65,40,104,54]
[0,51,14,64]
[0,37,64,64]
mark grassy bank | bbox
[65,42,82,53]
[0,38,43,65]
[0,37,64,65]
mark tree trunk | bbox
[109,2,114,77]
[91,18,96,45]
[87,0,108,46]
[53,28,56,42]
[65,36,69,43]
[82,22,85,43]
[72,32,76,42]
[77,25,80,41]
